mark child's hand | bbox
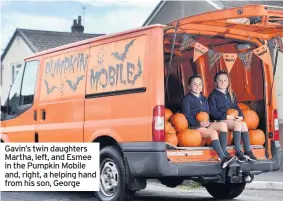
[201,121,210,128]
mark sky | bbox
[0,0,159,54]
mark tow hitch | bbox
[226,163,261,183]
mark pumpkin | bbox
[238,103,250,110]
[165,133,178,146]
[165,108,173,121]
[170,113,189,132]
[249,129,265,145]
[196,112,209,122]
[242,109,259,129]
[166,125,177,135]
[227,109,239,116]
[177,129,202,147]
[165,121,173,132]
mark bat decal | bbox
[224,59,236,62]
[44,79,56,95]
[66,75,85,92]
[132,57,142,84]
[111,39,135,62]
[257,49,267,56]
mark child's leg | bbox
[197,128,226,159]
[224,120,242,152]
[197,127,235,168]
[208,122,228,153]
[224,120,247,163]
[240,121,251,151]
[241,121,257,161]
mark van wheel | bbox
[95,146,135,201]
[205,183,246,199]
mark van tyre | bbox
[95,146,135,201]
[205,183,246,199]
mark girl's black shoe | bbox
[235,151,246,163]
[221,155,236,169]
[244,150,257,162]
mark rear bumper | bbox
[120,141,282,178]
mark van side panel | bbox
[84,29,154,143]
[148,28,165,115]
[36,45,90,142]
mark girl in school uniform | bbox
[208,70,257,163]
[180,75,235,169]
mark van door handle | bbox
[34,110,37,121]
[42,109,46,120]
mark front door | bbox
[1,60,40,142]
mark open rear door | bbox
[164,4,283,46]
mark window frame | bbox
[11,62,23,83]
[3,60,40,121]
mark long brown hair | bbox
[214,70,235,104]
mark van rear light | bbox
[274,110,280,141]
[152,105,165,142]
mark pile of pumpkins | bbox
[165,103,265,147]
[236,103,265,146]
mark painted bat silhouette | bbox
[44,79,56,95]
[111,39,135,62]
[225,59,236,62]
[257,49,267,56]
[66,75,85,92]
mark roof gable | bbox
[1,28,105,61]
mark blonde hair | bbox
[214,70,235,104]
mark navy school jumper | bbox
[208,89,243,121]
[180,92,210,129]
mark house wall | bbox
[275,50,283,123]
[147,1,219,25]
[1,34,34,102]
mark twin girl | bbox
[180,70,257,169]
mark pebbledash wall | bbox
[275,51,283,124]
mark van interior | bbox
[163,32,270,163]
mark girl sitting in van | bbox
[208,70,257,163]
[180,75,235,169]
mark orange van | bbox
[1,4,282,201]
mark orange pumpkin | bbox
[249,129,265,145]
[165,133,178,146]
[166,125,177,135]
[227,109,239,116]
[177,129,202,147]
[170,113,189,132]
[238,103,250,110]
[196,112,209,122]
[165,121,172,132]
[165,108,173,121]
[242,109,259,129]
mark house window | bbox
[12,63,22,83]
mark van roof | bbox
[25,24,164,61]
[165,4,283,40]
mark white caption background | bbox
[0,143,100,191]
